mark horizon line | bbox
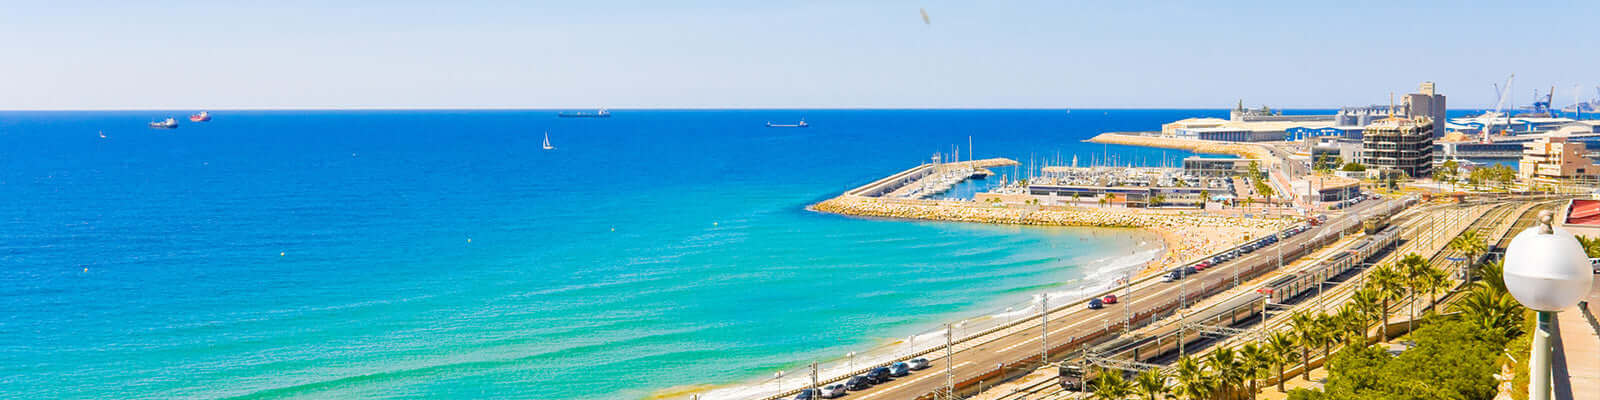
[0,105,1509,112]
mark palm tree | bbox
[1395,254,1430,334]
[1091,367,1132,400]
[1175,356,1214,400]
[1131,368,1174,400]
[1287,312,1319,381]
[1313,313,1338,368]
[1071,191,1082,206]
[1477,259,1508,294]
[1417,265,1452,314]
[1452,286,1526,339]
[1448,231,1487,279]
[1263,330,1297,393]
[1209,347,1247,400]
[1349,288,1384,342]
[1368,264,1407,342]
[1199,189,1210,209]
[1578,235,1600,258]
[1333,303,1366,345]
[1238,343,1270,400]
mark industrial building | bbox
[1361,116,1435,178]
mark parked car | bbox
[1195,262,1211,271]
[908,358,931,370]
[821,384,848,399]
[1184,266,1198,275]
[866,367,892,383]
[890,362,911,377]
[1162,270,1181,282]
[1087,298,1105,309]
[845,375,872,390]
[794,388,816,400]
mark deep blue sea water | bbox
[0,109,1215,399]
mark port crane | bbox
[1465,74,1517,143]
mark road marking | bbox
[853,361,975,400]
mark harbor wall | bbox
[1086,133,1277,161]
[812,195,1289,230]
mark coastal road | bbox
[784,199,1394,400]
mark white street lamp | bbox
[1502,211,1595,400]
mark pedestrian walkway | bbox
[1552,278,1600,400]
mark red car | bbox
[1194,262,1211,271]
[1102,294,1118,304]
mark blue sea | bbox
[0,109,1212,399]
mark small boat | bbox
[189,111,211,122]
[766,119,808,128]
[542,132,555,150]
[98,131,107,139]
[149,118,179,129]
[558,108,610,118]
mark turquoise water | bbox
[0,110,1202,399]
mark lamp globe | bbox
[1502,211,1594,312]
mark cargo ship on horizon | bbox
[557,108,609,118]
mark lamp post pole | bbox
[1503,211,1595,400]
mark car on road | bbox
[1162,270,1181,282]
[845,375,872,390]
[1195,262,1211,271]
[821,383,847,398]
[1102,294,1118,304]
[1087,298,1105,309]
[794,388,816,400]
[1184,266,1198,275]
[866,367,892,383]
[890,362,911,377]
[908,358,930,370]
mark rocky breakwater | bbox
[811,195,1290,231]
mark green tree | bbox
[1448,231,1486,280]
[1333,304,1365,346]
[1451,286,1525,339]
[1255,181,1276,208]
[1349,288,1385,342]
[1288,312,1320,381]
[1416,265,1452,314]
[1238,343,1270,400]
[1091,367,1132,400]
[1263,330,1298,393]
[1312,313,1338,369]
[1395,253,1430,334]
[1368,264,1407,342]
[1071,191,1082,206]
[1303,319,1508,400]
[1477,259,1508,295]
[1175,356,1214,400]
[1340,162,1365,172]
[1199,189,1210,209]
[1131,368,1174,400]
[1577,235,1600,258]
[1208,347,1247,400]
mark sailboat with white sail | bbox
[542,132,555,150]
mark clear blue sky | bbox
[4,1,1597,109]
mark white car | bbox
[908,357,931,370]
[821,383,848,399]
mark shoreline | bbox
[669,227,1168,400]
